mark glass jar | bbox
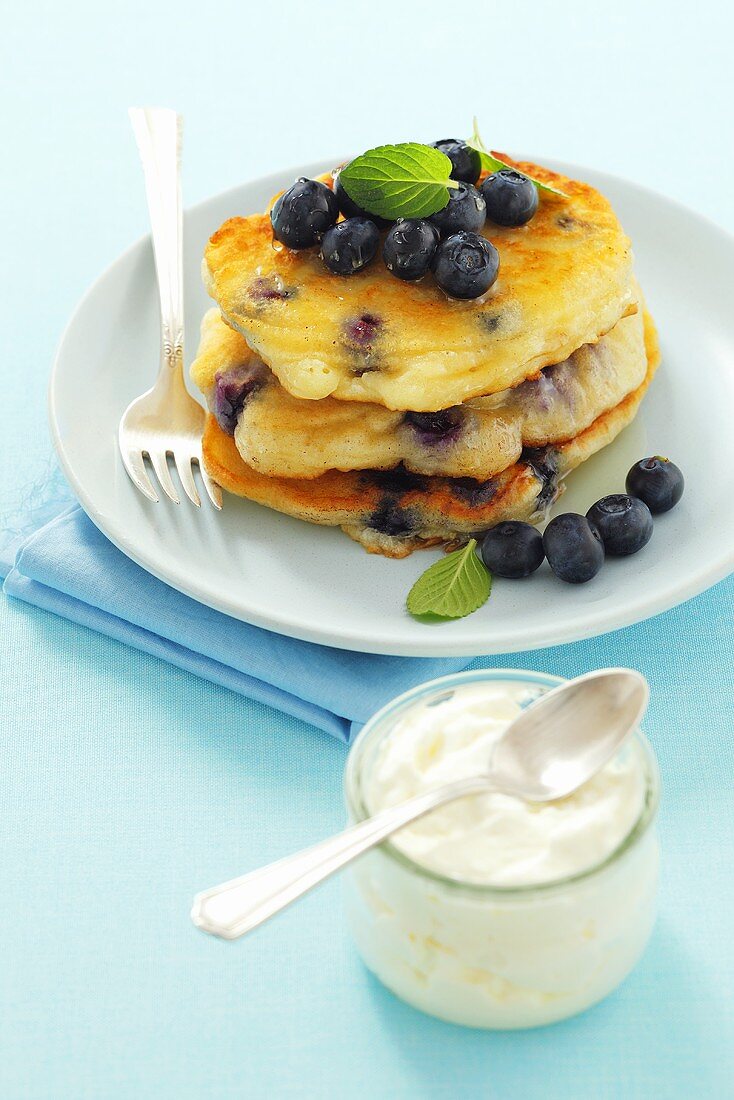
[343,669,660,1029]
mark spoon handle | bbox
[191,774,489,940]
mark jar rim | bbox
[344,668,660,897]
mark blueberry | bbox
[522,446,559,512]
[270,178,339,249]
[481,521,545,579]
[333,172,391,229]
[449,477,497,506]
[368,501,416,537]
[626,457,684,514]
[432,232,499,300]
[586,495,653,556]
[212,367,265,434]
[366,466,428,494]
[543,513,604,583]
[480,169,539,228]
[320,218,380,275]
[404,408,464,445]
[383,219,440,281]
[344,313,381,347]
[429,182,486,236]
[430,139,482,185]
[248,276,294,302]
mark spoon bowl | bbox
[490,668,649,801]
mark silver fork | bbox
[118,107,222,508]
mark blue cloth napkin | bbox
[1,502,470,741]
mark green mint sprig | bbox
[467,118,568,198]
[407,539,492,620]
[339,143,458,220]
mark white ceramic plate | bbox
[49,158,734,656]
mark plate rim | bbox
[48,156,734,657]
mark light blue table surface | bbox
[2,2,733,1096]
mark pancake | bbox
[203,158,635,411]
[201,318,660,557]
[191,305,651,481]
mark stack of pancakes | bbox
[193,157,659,557]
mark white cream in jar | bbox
[344,672,659,1029]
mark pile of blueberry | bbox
[269,139,539,300]
[480,457,684,584]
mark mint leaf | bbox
[407,539,491,620]
[467,118,568,198]
[339,143,459,220]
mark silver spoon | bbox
[191,668,648,940]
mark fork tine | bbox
[122,448,159,503]
[174,454,201,507]
[197,460,223,510]
[149,451,180,504]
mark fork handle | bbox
[129,108,184,373]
